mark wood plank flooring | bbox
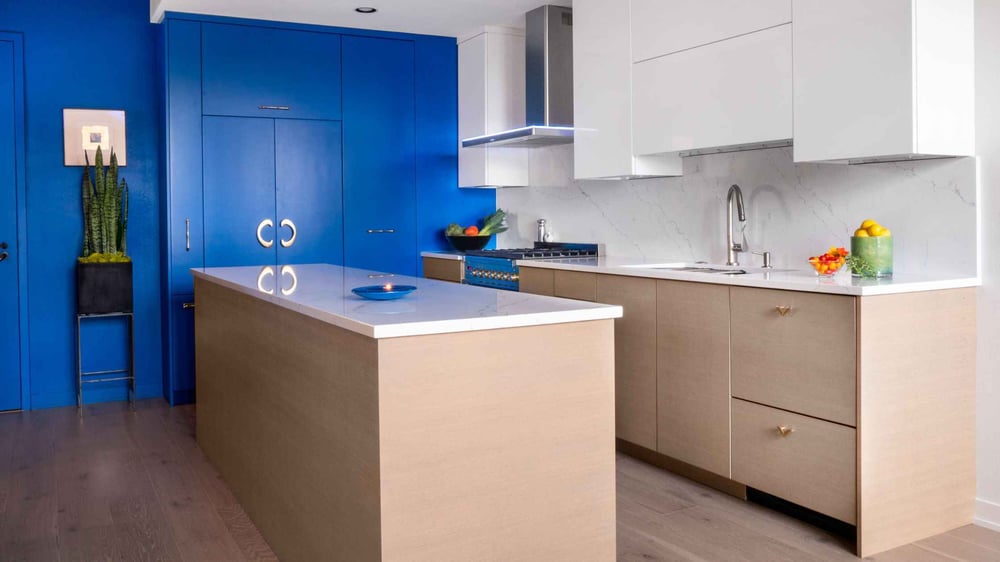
[0,399,996,561]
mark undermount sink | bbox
[620,263,789,275]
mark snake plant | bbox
[79,146,130,263]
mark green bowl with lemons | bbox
[851,219,893,277]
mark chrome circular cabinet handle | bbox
[256,218,275,248]
[776,425,795,437]
[279,219,297,248]
[775,305,792,317]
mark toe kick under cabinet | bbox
[519,265,976,558]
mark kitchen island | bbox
[191,264,623,562]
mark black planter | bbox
[77,261,133,315]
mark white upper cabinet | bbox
[793,0,975,163]
[458,29,530,187]
[573,0,682,179]
[632,24,793,156]
[630,0,791,63]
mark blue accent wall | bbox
[1,0,163,407]
[414,36,497,260]
[0,4,496,409]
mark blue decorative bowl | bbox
[351,284,417,300]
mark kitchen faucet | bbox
[726,184,746,266]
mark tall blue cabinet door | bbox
[275,120,344,265]
[202,23,341,120]
[343,37,417,276]
[0,39,21,411]
[203,116,277,267]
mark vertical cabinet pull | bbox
[256,219,275,248]
[185,218,191,252]
[279,219,297,248]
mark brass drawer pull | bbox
[776,425,795,437]
[775,305,792,316]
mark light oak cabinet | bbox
[732,398,856,524]
[630,0,791,63]
[730,287,856,427]
[518,267,554,296]
[520,268,598,302]
[573,0,682,179]
[522,264,974,557]
[553,270,597,302]
[656,281,731,477]
[793,0,975,163]
[596,275,658,450]
[421,257,463,283]
[632,24,792,156]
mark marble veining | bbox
[498,146,978,276]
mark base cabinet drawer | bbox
[732,398,856,524]
[518,267,555,296]
[554,271,598,302]
[422,257,463,283]
[731,287,856,426]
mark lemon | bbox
[868,225,885,236]
[880,228,891,237]
[861,219,878,229]
[854,228,869,237]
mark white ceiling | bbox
[151,0,571,38]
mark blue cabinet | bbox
[343,36,417,276]
[202,117,344,268]
[202,23,341,120]
[162,14,494,405]
[203,116,277,267]
[275,119,344,265]
[167,294,196,404]
[164,19,203,295]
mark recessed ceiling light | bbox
[355,7,377,14]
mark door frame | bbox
[1,32,29,410]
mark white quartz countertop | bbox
[517,257,980,296]
[422,252,980,296]
[191,264,622,339]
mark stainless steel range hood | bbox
[461,5,574,149]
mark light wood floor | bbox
[0,399,996,561]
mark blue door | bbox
[275,120,344,265]
[0,39,21,411]
[343,37,417,276]
[203,116,277,267]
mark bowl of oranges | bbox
[808,247,849,276]
[851,219,893,277]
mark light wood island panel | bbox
[194,276,617,562]
[856,289,976,557]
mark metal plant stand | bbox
[76,311,135,412]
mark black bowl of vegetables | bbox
[446,234,492,252]
[444,209,508,253]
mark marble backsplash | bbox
[496,145,980,276]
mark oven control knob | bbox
[511,274,519,281]
[503,273,512,281]
[486,271,495,279]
